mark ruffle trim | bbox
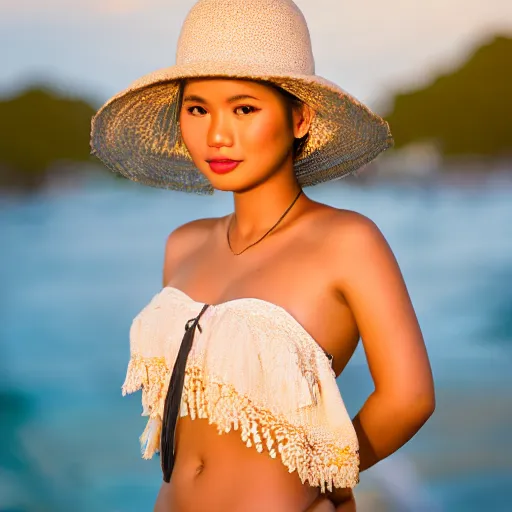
[122,354,359,492]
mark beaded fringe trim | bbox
[122,354,359,492]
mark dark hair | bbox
[266,83,310,161]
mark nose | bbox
[207,112,234,148]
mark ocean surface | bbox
[1,169,511,511]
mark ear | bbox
[292,102,315,139]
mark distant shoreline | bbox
[2,162,511,198]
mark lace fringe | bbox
[122,355,359,492]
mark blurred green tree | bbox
[385,34,512,157]
[0,86,96,188]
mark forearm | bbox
[352,389,435,472]
[335,498,356,512]
[322,388,434,508]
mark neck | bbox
[230,173,304,241]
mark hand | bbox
[326,487,355,507]
[334,491,356,512]
[304,495,336,512]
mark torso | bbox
[154,200,361,512]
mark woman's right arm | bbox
[161,218,217,287]
[162,228,182,287]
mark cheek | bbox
[179,112,204,156]
[242,112,290,156]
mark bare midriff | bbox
[153,414,321,512]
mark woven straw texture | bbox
[90,0,394,193]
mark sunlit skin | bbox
[154,78,435,512]
[179,77,310,195]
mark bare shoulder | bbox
[315,205,389,254]
[320,206,378,228]
[165,216,220,250]
[312,205,398,287]
[162,215,225,286]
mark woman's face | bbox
[179,78,311,192]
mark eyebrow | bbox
[182,94,260,104]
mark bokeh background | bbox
[1,1,511,511]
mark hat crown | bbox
[176,0,315,75]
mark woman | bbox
[91,1,435,511]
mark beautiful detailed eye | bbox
[235,105,256,115]
[187,106,207,116]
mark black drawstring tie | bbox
[161,303,210,482]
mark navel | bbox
[195,460,205,476]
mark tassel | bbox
[161,303,210,482]
[140,417,162,459]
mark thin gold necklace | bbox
[227,189,303,256]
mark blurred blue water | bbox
[1,170,511,511]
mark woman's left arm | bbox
[330,212,436,473]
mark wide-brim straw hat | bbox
[90,0,394,194]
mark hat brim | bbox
[90,61,394,194]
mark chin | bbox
[205,171,266,194]
[195,165,243,193]
[208,179,251,194]
[209,181,237,193]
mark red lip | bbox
[207,159,242,174]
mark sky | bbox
[1,0,511,110]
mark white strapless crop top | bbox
[122,286,360,492]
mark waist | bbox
[155,415,319,512]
